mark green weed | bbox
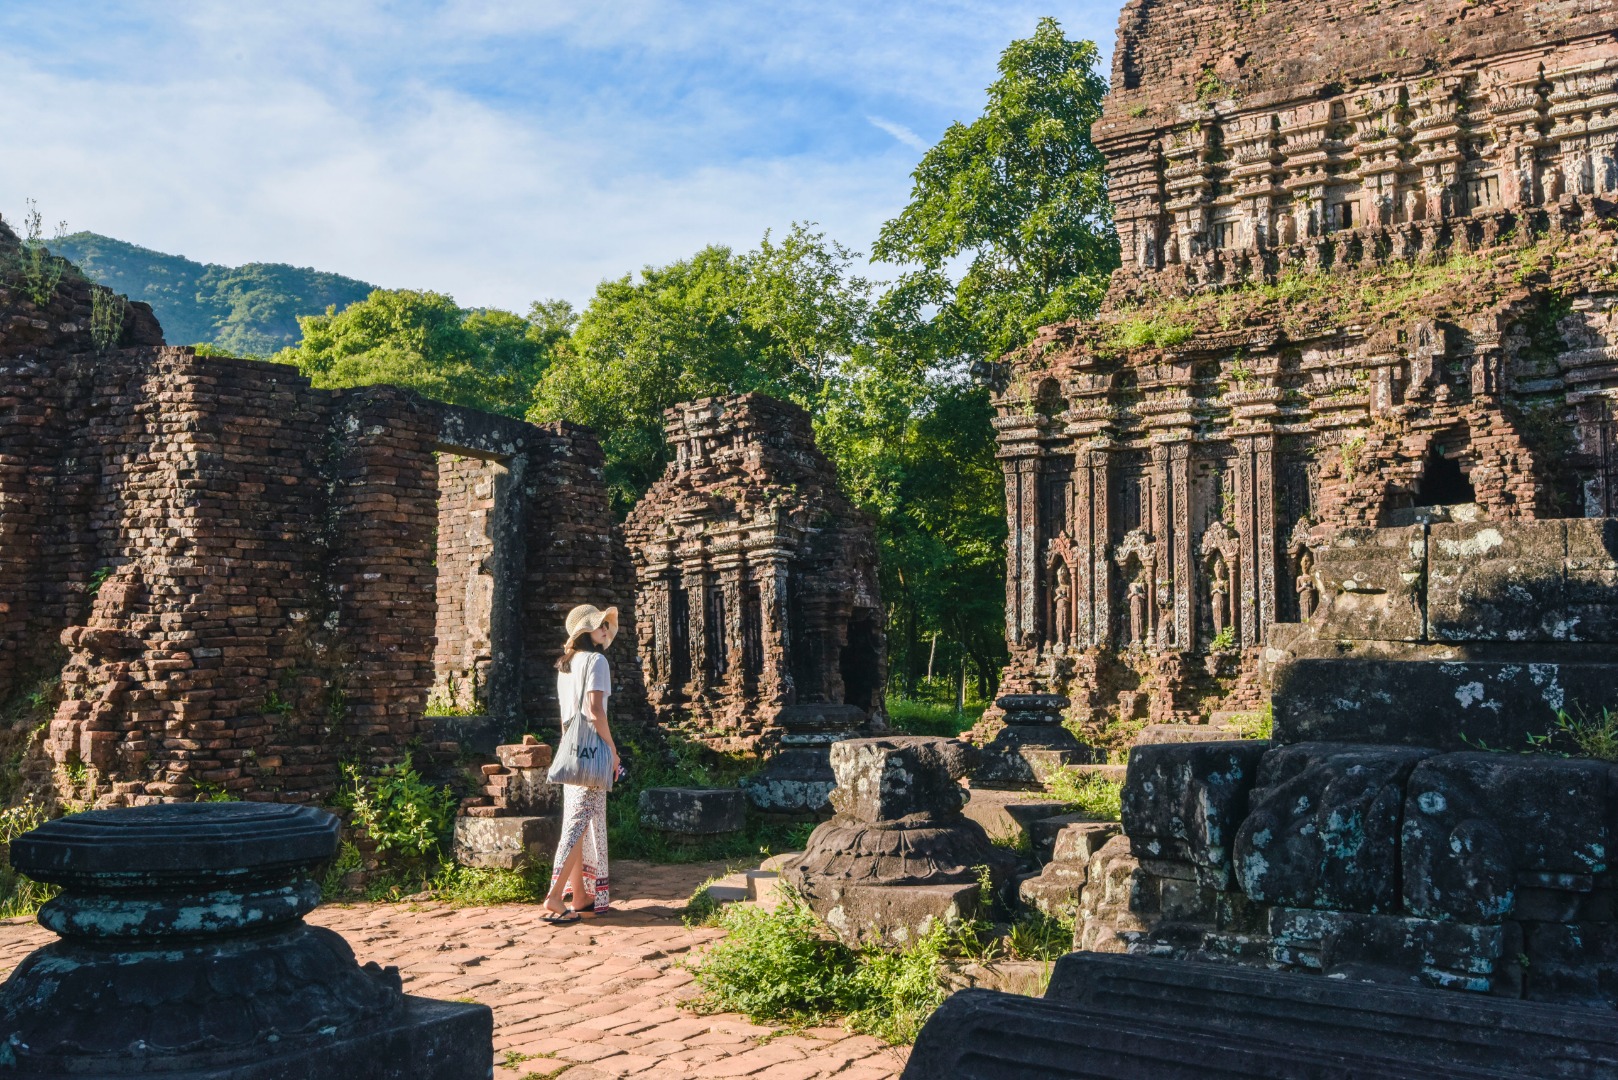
[1006,908,1074,961]
[688,894,950,1045]
[1040,769,1123,820]
[0,798,57,918]
[336,753,457,859]
[1227,703,1273,741]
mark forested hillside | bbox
[53,232,375,356]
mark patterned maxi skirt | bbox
[551,784,610,912]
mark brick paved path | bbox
[0,860,909,1080]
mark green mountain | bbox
[53,232,377,357]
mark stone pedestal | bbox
[786,736,1016,947]
[1,802,490,1078]
[973,694,1089,789]
[741,703,868,816]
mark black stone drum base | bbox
[0,802,492,1079]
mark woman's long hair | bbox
[555,633,602,672]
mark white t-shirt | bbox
[558,651,612,722]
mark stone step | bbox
[1133,723,1246,746]
[701,872,750,906]
[745,870,785,911]
[963,788,1073,847]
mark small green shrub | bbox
[337,754,457,859]
[690,898,859,1024]
[320,840,365,901]
[89,286,127,352]
[688,893,951,1044]
[1041,768,1123,820]
[10,200,68,306]
[0,798,57,918]
[1006,908,1074,961]
[427,862,550,906]
[1208,626,1236,652]
[1227,703,1274,740]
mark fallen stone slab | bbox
[453,814,560,870]
[1273,658,1618,751]
[639,786,747,835]
[905,952,1618,1079]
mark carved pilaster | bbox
[1090,450,1113,648]
[1170,441,1194,651]
[1255,435,1278,641]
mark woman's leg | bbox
[587,790,610,912]
[546,785,590,914]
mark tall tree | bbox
[873,17,1118,365]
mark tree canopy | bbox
[274,289,567,418]
[873,16,1118,365]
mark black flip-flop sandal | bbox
[540,910,580,925]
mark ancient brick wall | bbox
[624,394,884,751]
[991,0,1618,738]
[0,218,643,807]
[432,453,499,713]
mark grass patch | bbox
[1226,702,1273,740]
[688,893,950,1044]
[1038,768,1123,820]
[886,697,984,738]
[1006,908,1074,961]
[427,862,551,906]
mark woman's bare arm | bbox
[586,690,618,769]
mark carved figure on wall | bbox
[1209,556,1231,638]
[1544,162,1565,202]
[1053,564,1073,646]
[1296,550,1318,620]
[1127,577,1148,649]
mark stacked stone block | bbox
[1075,517,1618,1005]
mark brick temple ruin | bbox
[625,395,884,754]
[989,0,1618,731]
[0,223,644,808]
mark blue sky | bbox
[0,2,1118,311]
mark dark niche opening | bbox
[1418,445,1476,506]
[839,609,882,711]
[669,585,691,691]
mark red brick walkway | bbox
[0,860,909,1080]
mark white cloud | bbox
[866,116,930,152]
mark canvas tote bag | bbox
[547,652,615,791]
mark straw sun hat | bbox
[564,604,619,644]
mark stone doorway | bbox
[839,608,882,712]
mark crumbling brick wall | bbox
[0,219,644,807]
[990,0,1618,736]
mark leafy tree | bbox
[275,289,559,417]
[531,225,870,510]
[873,17,1118,365]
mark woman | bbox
[542,603,621,925]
